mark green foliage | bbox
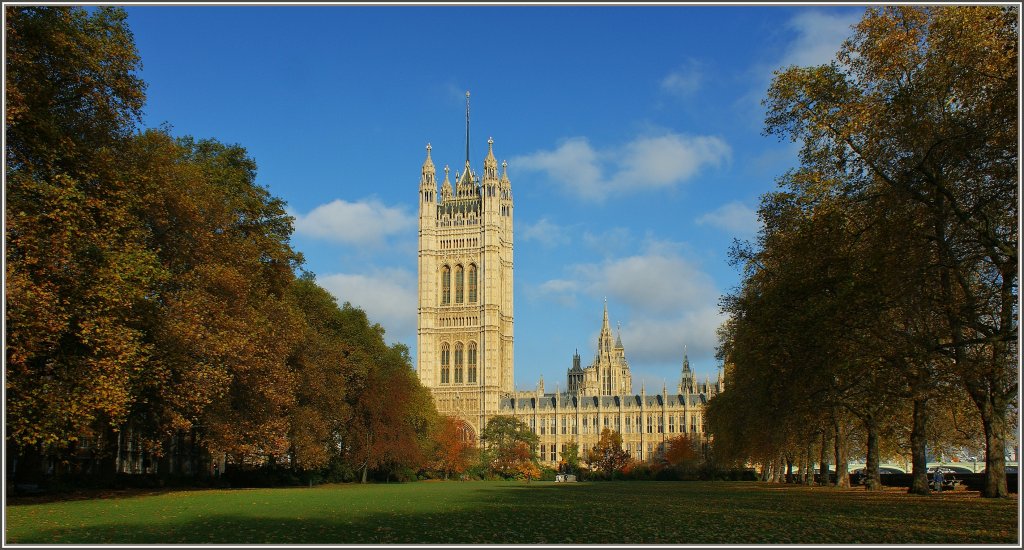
[559,441,582,475]
[5,482,1017,544]
[479,416,539,479]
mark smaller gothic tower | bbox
[679,346,695,395]
[567,349,583,395]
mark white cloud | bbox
[317,268,417,345]
[696,201,760,237]
[538,279,580,294]
[512,138,603,199]
[538,239,724,364]
[660,60,703,97]
[291,198,415,246]
[616,134,730,188]
[521,218,571,248]
[781,11,862,68]
[576,253,717,316]
[512,133,730,201]
[621,307,725,366]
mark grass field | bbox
[4,481,1019,544]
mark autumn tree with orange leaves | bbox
[431,417,478,480]
[5,6,440,486]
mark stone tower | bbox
[417,91,514,440]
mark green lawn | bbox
[5,481,1018,544]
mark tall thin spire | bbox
[465,90,471,167]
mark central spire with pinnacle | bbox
[465,90,471,167]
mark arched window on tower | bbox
[468,264,477,303]
[468,342,477,383]
[441,266,451,305]
[454,343,464,383]
[455,265,464,304]
[440,344,450,384]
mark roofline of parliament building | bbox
[417,93,723,465]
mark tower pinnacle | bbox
[465,90,471,167]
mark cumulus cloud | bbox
[521,218,571,248]
[620,307,725,366]
[575,253,716,316]
[318,268,417,345]
[291,198,416,246]
[696,201,760,237]
[538,239,724,364]
[781,11,862,68]
[512,133,730,201]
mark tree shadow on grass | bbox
[6,482,1018,545]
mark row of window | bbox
[440,264,477,305]
[438,217,479,227]
[528,414,700,436]
[439,342,478,385]
[538,442,668,463]
[440,238,479,250]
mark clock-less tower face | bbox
[416,131,513,440]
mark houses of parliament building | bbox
[416,94,723,465]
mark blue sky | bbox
[124,3,866,392]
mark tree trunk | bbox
[785,457,793,483]
[864,415,882,491]
[908,396,930,495]
[834,416,850,488]
[819,430,831,486]
[976,395,1009,498]
[361,464,368,484]
[803,442,813,485]
[934,198,1012,499]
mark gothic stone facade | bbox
[502,303,723,465]
[416,133,514,440]
[416,111,721,464]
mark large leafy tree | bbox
[586,428,630,479]
[5,6,155,455]
[341,310,437,483]
[431,416,477,480]
[764,5,1017,497]
[284,275,353,471]
[479,416,539,480]
[5,6,445,487]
